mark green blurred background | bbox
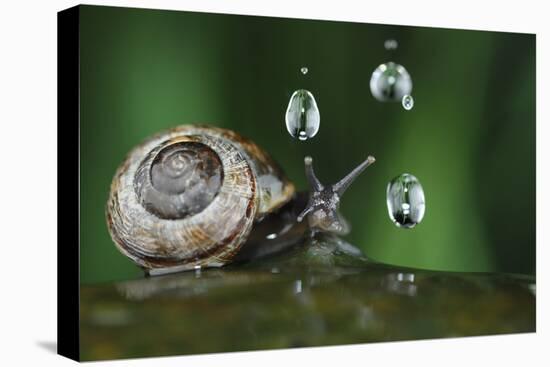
[79,5,535,284]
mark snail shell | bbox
[106,125,295,273]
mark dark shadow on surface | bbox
[36,341,57,354]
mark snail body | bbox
[107,125,374,275]
[107,125,294,274]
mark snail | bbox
[106,125,375,275]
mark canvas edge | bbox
[57,4,81,362]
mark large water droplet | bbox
[384,39,398,50]
[402,94,414,110]
[300,66,308,75]
[285,89,320,141]
[370,62,413,102]
[386,173,425,228]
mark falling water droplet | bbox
[370,62,413,102]
[300,66,309,75]
[386,173,425,228]
[285,89,320,141]
[402,94,414,110]
[384,39,398,50]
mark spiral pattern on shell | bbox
[106,125,295,272]
[135,141,224,220]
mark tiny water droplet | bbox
[285,89,320,141]
[370,62,413,102]
[294,279,303,294]
[384,39,398,50]
[300,66,308,75]
[194,264,202,277]
[386,273,417,296]
[386,173,425,228]
[396,273,415,282]
[402,94,414,110]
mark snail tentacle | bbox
[332,156,376,196]
[304,156,324,191]
[299,155,375,235]
[296,204,313,223]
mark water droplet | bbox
[285,89,320,141]
[300,66,308,75]
[385,273,417,296]
[384,39,398,50]
[386,173,425,228]
[370,62,413,102]
[396,273,415,282]
[402,94,414,110]
[294,279,303,294]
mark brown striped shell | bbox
[106,125,295,274]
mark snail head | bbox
[297,155,375,235]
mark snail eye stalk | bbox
[297,155,375,235]
[304,156,324,192]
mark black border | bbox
[57,5,80,362]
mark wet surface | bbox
[80,235,535,361]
